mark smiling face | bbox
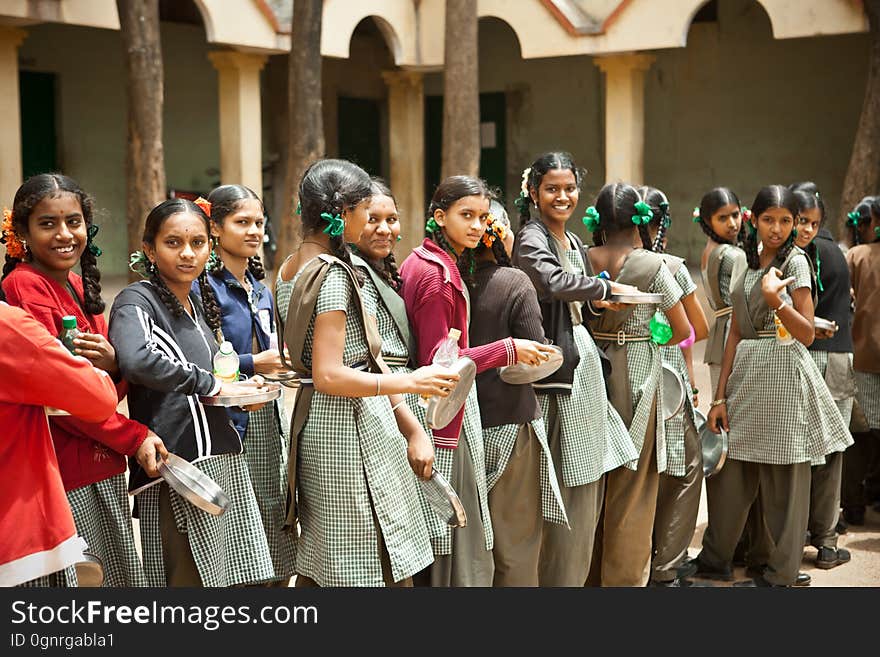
[709,203,742,243]
[356,194,400,260]
[144,212,210,293]
[435,195,491,253]
[754,206,795,254]
[531,168,579,227]
[212,198,265,261]
[23,192,87,283]
[795,207,821,249]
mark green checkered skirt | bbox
[855,369,880,430]
[66,473,147,586]
[136,453,274,587]
[242,401,296,582]
[18,566,77,588]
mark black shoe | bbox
[693,557,734,582]
[816,546,852,569]
[842,507,865,526]
[745,564,766,579]
[676,558,698,580]
[651,577,713,588]
[733,575,786,588]
[794,572,811,587]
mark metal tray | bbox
[609,292,664,304]
[74,552,104,587]
[420,469,467,527]
[260,370,299,383]
[661,362,686,421]
[814,316,838,333]
[45,407,70,416]
[198,380,282,407]
[158,453,231,516]
[498,345,563,385]
[696,409,728,478]
[425,357,476,430]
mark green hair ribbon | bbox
[631,200,653,226]
[691,207,701,223]
[875,226,880,240]
[659,201,671,228]
[128,250,151,278]
[207,238,222,271]
[514,192,529,213]
[582,206,601,232]
[86,223,102,258]
[321,212,345,237]
[815,251,824,293]
[296,202,302,216]
[425,217,440,234]
[847,211,860,227]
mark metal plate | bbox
[814,316,838,333]
[498,345,564,385]
[158,453,231,516]
[419,469,467,527]
[425,357,476,430]
[260,370,298,382]
[75,552,104,587]
[198,380,282,407]
[697,410,728,479]
[609,292,664,304]
[45,407,70,416]
[661,362,686,421]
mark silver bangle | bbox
[774,299,788,312]
[390,400,407,414]
[375,374,381,396]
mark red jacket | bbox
[2,264,148,490]
[399,239,516,448]
[0,303,118,586]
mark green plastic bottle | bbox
[59,315,81,355]
[649,311,673,345]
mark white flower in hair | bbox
[520,167,531,197]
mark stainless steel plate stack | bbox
[661,362,687,421]
[198,380,282,407]
[419,469,467,528]
[425,357,476,430]
[498,345,564,385]
[609,292,664,304]
[158,453,231,516]
[74,551,104,587]
[814,316,838,333]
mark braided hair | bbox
[694,187,745,246]
[142,199,223,340]
[474,199,512,267]
[427,175,495,287]
[299,159,372,286]
[789,182,824,290]
[847,196,876,246]
[352,178,403,290]
[517,151,586,229]
[2,173,105,315]
[638,185,672,253]
[591,182,652,249]
[743,185,799,270]
[206,184,266,280]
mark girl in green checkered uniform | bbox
[275,161,458,587]
[584,182,692,587]
[640,186,711,586]
[513,154,641,587]
[697,185,852,587]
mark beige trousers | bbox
[652,415,703,582]
[590,401,660,587]
[538,395,604,587]
[700,458,811,586]
[489,423,543,587]
[809,451,843,549]
[159,483,202,587]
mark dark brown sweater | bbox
[469,262,546,428]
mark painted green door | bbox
[424,91,507,203]
[19,71,58,178]
[337,96,382,177]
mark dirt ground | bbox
[99,270,880,587]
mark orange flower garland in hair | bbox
[194,197,212,217]
[1,208,26,259]
[481,214,508,249]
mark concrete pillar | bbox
[382,69,425,259]
[0,27,26,207]
[208,51,267,194]
[594,53,655,184]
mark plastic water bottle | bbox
[59,315,81,355]
[419,328,461,408]
[213,341,240,383]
